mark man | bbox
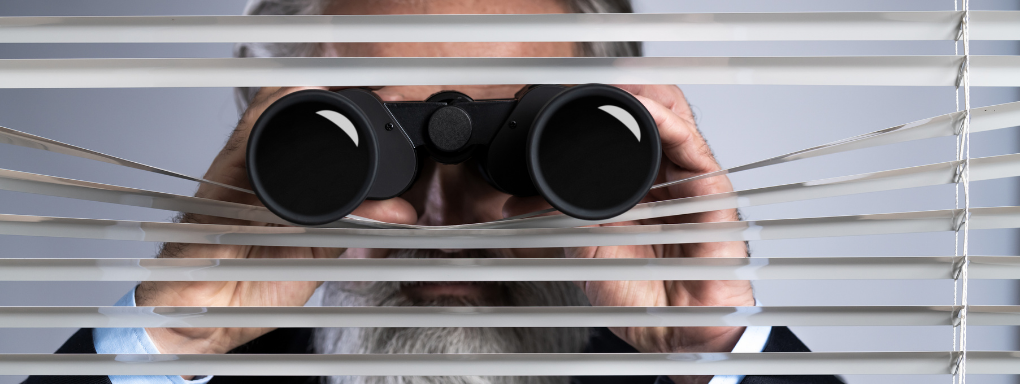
[25,1,841,384]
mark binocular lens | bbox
[529,86,660,220]
[247,91,378,226]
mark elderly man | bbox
[25,1,840,384]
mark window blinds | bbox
[1,4,1019,383]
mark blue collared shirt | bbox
[93,287,212,384]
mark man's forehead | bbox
[320,0,577,59]
[324,0,570,16]
[327,41,576,58]
[370,85,526,102]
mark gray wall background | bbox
[0,1,1018,383]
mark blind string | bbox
[961,1,972,380]
[952,0,960,380]
[952,3,961,377]
[952,1,973,382]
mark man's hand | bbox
[506,84,754,384]
[581,85,753,384]
[137,87,416,357]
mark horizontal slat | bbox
[8,305,1020,328]
[0,256,988,281]
[0,352,975,375]
[0,206,1004,248]
[0,126,250,194]
[2,206,1018,248]
[656,100,1020,189]
[5,100,1019,229]
[971,11,1020,41]
[3,56,1019,88]
[0,167,409,230]
[2,12,1014,43]
[0,126,409,229]
[0,256,1012,281]
[8,148,1020,231]
[973,55,1020,86]
[0,256,1014,281]
[490,153,1020,229]
[0,12,993,43]
[971,352,1020,374]
[0,167,282,224]
[971,256,1020,279]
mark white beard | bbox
[314,250,591,384]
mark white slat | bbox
[0,167,407,229]
[0,256,1008,281]
[0,126,250,194]
[2,12,1015,43]
[0,12,985,43]
[2,206,1018,248]
[0,206,1002,248]
[5,56,1019,88]
[5,100,1019,231]
[654,100,1020,189]
[7,151,1020,230]
[8,305,1019,328]
[488,153,1020,229]
[0,352,971,376]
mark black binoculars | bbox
[246,84,661,226]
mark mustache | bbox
[378,249,507,299]
[327,248,583,308]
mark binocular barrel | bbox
[247,84,661,226]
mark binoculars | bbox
[246,84,661,226]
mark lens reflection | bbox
[533,92,658,219]
[252,101,372,224]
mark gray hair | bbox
[234,0,641,112]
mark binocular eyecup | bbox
[246,84,661,226]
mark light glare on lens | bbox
[598,105,641,142]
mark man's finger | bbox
[197,86,326,202]
[232,86,327,154]
[351,198,419,225]
[613,84,694,122]
[632,94,719,175]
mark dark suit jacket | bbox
[24,326,842,384]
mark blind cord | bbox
[952,1,972,382]
[961,0,972,379]
[952,3,960,379]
